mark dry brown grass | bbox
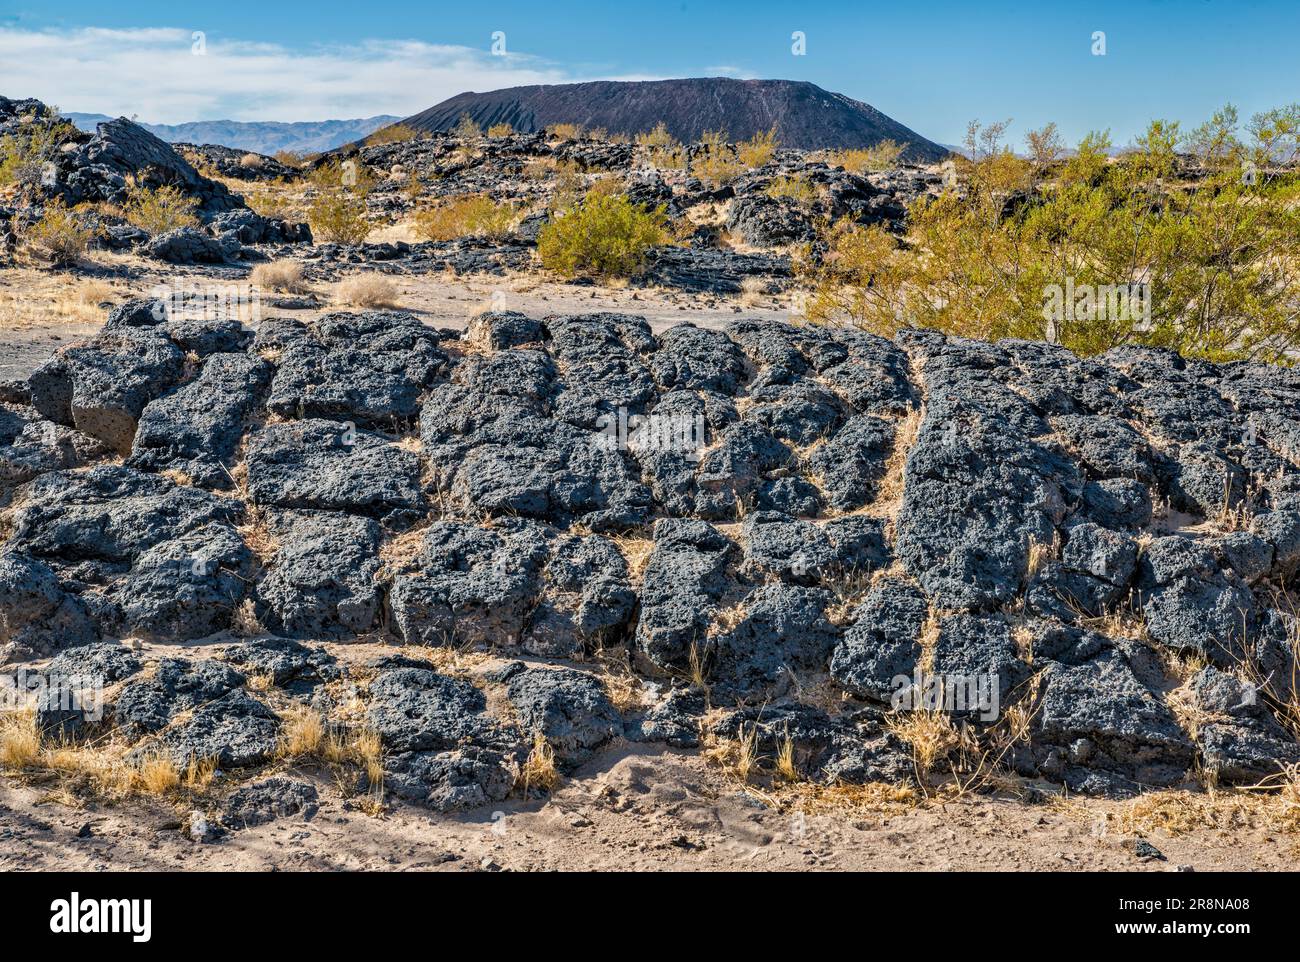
[779,780,921,816]
[0,710,39,770]
[519,732,560,793]
[134,753,181,795]
[774,727,799,782]
[869,409,923,516]
[0,270,128,331]
[886,709,958,777]
[610,534,655,583]
[595,650,644,713]
[333,274,400,308]
[250,260,311,294]
[1025,531,1061,582]
[278,707,326,758]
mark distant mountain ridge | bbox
[394,78,947,160]
[64,113,400,155]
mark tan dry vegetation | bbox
[518,732,560,793]
[333,273,400,308]
[0,269,129,330]
[250,260,311,294]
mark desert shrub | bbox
[241,180,300,221]
[238,153,265,169]
[333,274,399,308]
[0,114,77,187]
[799,107,1300,363]
[694,129,743,185]
[453,114,482,140]
[547,122,584,140]
[366,124,421,146]
[123,183,200,235]
[273,149,306,168]
[487,123,514,138]
[308,190,370,245]
[20,199,94,263]
[538,191,668,278]
[765,175,817,206]
[307,160,373,245]
[832,140,905,174]
[636,122,676,149]
[636,122,686,169]
[412,194,520,241]
[251,260,310,294]
[737,127,779,168]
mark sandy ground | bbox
[3,261,1298,872]
[3,743,1296,872]
[0,260,791,381]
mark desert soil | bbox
[2,742,1294,872]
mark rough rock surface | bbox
[5,308,1300,799]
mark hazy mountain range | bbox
[65,113,400,155]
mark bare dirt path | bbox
[2,745,1293,872]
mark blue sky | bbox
[0,0,1295,146]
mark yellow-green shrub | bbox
[832,140,904,174]
[737,127,779,168]
[546,122,584,140]
[0,117,77,187]
[799,107,1300,363]
[487,123,514,138]
[694,130,742,185]
[412,194,520,241]
[765,175,817,206]
[365,124,421,146]
[123,184,200,235]
[538,192,668,278]
[21,199,94,263]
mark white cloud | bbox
[702,65,757,79]
[0,26,657,122]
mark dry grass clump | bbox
[694,129,743,185]
[250,260,311,294]
[1025,531,1061,582]
[333,273,400,308]
[887,708,959,777]
[487,123,514,138]
[238,153,265,170]
[764,174,817,206]
[278,707,325,758]
[780,780,921,816]
[0,710,40,770]
[134,753,181,795]
[594,650,644,713]
[774,727,799,782]
[703,723,763,783]
[610,534,654,582]
[323,726,385,787]
[365,124,422,146]
[518,732,560,793]
[56,277,119,319]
